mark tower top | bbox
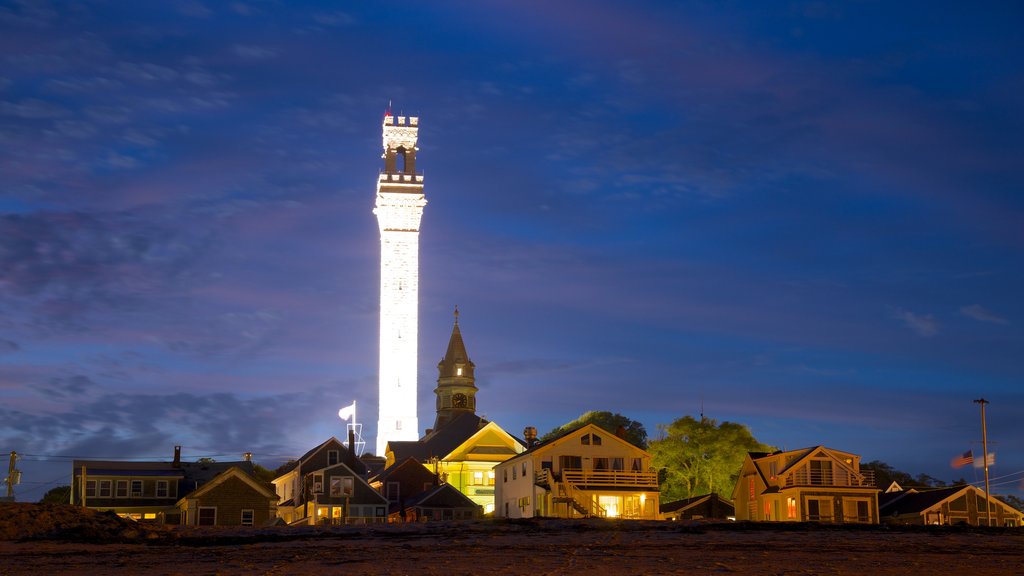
[433,308,478,430]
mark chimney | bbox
[346,428,359,470]
[523,426,537,448]
[243,452,252,462]
[424,428,433,436]
[173,445,181,468]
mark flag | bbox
[338,401,356,421]
[951,450,973,469]
[973,452,995,468]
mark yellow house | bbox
[385,310,525,514]
[732,446,880,523]
[494,423,660,519]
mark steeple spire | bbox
[433,308,478,430]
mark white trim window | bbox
[130,480,143,497]
[155,480,169,498]
[98,480,112,498]
[198,507,217,526]
[115,480,128,498]
[241,509,254,526]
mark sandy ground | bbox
[2,504,1022,575]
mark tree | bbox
[1002,494,1024,513]
[859,461,948,490]
[649,415,773,501]
[38,485,72,504]
[540,411,648,449]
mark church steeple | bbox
[433,306,478,430]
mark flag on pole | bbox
[338,401,356,421]
[951,450,973,468]
[973,452,995,468]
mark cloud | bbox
[38,374,96,399]
[231,44,278,59]
[0,338,19,355]
[894,308,939,337]
[0,98,69,119]
[0,210,212,328]
[960,304,1008,325]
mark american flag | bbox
[951,450,974,468]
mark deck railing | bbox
[536,468,657,489]
[784,469,876,488]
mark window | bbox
[512,466,517,480]
[156,480,168,498]
[581,434,590,445]
[241,509,254,526]
[768,462,777,480]
[131,480,143,497]
[386,482,400,502]
[592,434,602,445]
[330,477,342,497]
[328,450,339,466]
[115,480,128,498]
[396,420,402,430]
[472,471,484,485]
[631,458,642,472]
[456,367,463,376]
[503,469,507,482]
[559,455,582,471]
[593,458,609,471]
[522,463,527,477]
[85,480,96,498]
[99,480,111,498]
[375,507,385,517]
[611,458,624,471]
[763,499,771,520]
[748,478,755,499]
[313,473,323,494]
[810,460,833,485]
[198,507,216,526]
[787,497,797,519]
[487,471,495,486]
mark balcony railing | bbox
[536,468,658,489]
[783,469,876,488]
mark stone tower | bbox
[374,110,427,456]
[433,307,478,430]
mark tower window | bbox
[456,367,463,376]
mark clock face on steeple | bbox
[452,393,468,408]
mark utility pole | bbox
[5,451,17,500]
[973,398,991,526]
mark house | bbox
[494,423,660,519]
[879,483,1023,527]
[732,446,879,523]
[70,446,263,524]
[176,466,278,526]
[660,493,735,521]
[272,435,389,525]
[385,311,525,514]
[403,483,482,522]
[370,456,438,512]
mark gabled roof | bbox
[371,457,431,485]
[175,466,277,505]
[278,437,367,476]
[500,423,651,466]
[660,493,735,516]
[750,445,862,484]
[406,482,480,509]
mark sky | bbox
[2,1,1023,501]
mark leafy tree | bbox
[859,461,951,490]
[251,463,277,483]
[1001,494,1024,513]
[540,411,648,449]
[38,485,72,504]
[649,415,773,501]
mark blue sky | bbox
[2,1,1023,500]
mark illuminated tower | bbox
[374,110,426,456]
[433,307,478,430]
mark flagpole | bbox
[973,398,991,526]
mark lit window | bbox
[473,471,484,485]
[456,367,463,376]
[396,420,402,430]
[487,471,495,486]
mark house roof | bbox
[389,412,490,462]
[277,436,367,476]
[371,457,431,485]
[175,466,277,506]
[72,459,253,484]
[660,493,735,514]
[406,482,480,509]
[500,423,651,466]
